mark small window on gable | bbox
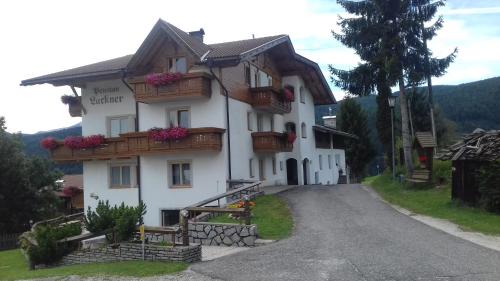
[300,86,305,103]
[301,122,307,138]
[167,57,187,73]
[249,158,254,178]
[268,75,273,87]
[168,108,190,128]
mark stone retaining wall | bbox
[188,222,257,246]
[56,243,201,266]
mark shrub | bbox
[433,160,452,184]
[477,161,500,213]
[84,200,146,243]
[20,222,82,265]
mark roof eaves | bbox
[20,68,125,86]
[294,54,335,105]
[239,35,290,60]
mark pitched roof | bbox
[206,35,287,59]
[439,129,500,161]
[415,131,436,148]
[313,125,359,139]
[21,55,132,86]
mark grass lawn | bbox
[209,195,293,240]
[0,249,188,281]
[363,174,500,235]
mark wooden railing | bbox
[50,127,225,162]
[128,72,212,103]
[251,132,293,153]
[250,87,291,114]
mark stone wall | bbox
[189,222,257,246]
[56,242,201,266]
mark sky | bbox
[1,0,499,134]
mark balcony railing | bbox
[251,132,293,153]
[250,87,291,114]
[50,127,225,162]
[128,73,212,103]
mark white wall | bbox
[81,79,136,136]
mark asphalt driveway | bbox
[190,184,500,281]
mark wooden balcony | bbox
[50,127,225,162]
[128,72,212,103]
[251,132,293,153]
[250,87,291,114]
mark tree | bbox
[0,117,62,233]
[330,0,456,175]
[338,98,376,180]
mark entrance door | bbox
[286,158,298,185]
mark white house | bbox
[21,19,355,227]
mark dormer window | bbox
[167,57,187,73]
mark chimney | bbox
[189,28,205,42]
[322,115,337,129]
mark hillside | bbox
[316,76,500,134]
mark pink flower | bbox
[64,136,84,149]
[145,72,183,87]
[40,137,58,150]
[286,132,297,144]
[64,135,105,149]
[283,88,294,102]
[148,127,189,142]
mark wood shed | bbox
[439,129,500,205]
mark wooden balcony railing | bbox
[128,73,212,103]
[50,127,225,162]
[251,132,293,153]
[250,87,291,114]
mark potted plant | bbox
[61,95,82,117]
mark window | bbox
[244,65,251,86]
[257,114,264,132]
[249,158,254,178]
[319,155,323,170]
[328,155,332,169]
[270,115,274,132]
[299,86,305,103]
[110,165,133,188]
[167,57,187,73]
[259,158,265,180]
[285,122,296,134]
[161,210,180,226]
[280,161,283,171]
[168,108,190,128]
[247,112,253,131]
[267,75,273,87]
[272,157,276,175]
[108,116,135,137]
[170,162,191,188]
[301,122,307,138]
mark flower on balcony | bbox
[148,127,189,142]
[61,95,81,105]
[282,87,294,102]
[285,131,297,144]
[64,135,105,149]
[145,72,183,87]
[40,137,58,150]
[62,186,81,197]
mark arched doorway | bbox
[286,158,298,185]
[302,158,310,185]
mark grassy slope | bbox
[0,249,188,281]
[363,174,500,235]
[209,195,293,240]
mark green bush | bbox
[84,200,146,243]
[20,222,82,265]
[433,160,452,184]
[477,161,500,213]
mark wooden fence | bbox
[0,233,21,250]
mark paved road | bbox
[190,184,500,281]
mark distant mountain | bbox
[20,123,82,174]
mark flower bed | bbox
[40,137,58,150]
[282,87,294,102]
[40,135,105,151]
[145,72,183,87]
[285,132,297,144]
[148,127,189,142]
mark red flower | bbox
[40,137,58,150]
[283,88,294,102]
[168,127,189,140]
[286,132,297,144]
[64,136,84,149]
[148,127,189,142]
[145,72,183,87]
[64,135,105,149]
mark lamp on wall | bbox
[89,192,99,200]
[388,95,396,180]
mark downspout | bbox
[208,61,232,180]
[121,70,142,209]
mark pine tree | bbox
[330,0,456,175]
[338,98,376,180]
